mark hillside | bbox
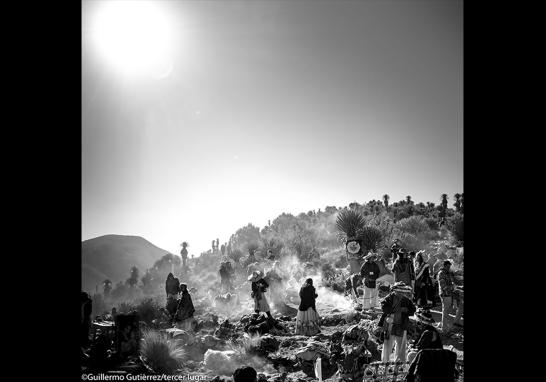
[81,234,169,293]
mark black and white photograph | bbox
[82,1,463,381]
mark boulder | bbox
[203,350,239,376]
[295,341,329,362]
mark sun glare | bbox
[91,1,175,79]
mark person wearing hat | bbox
[379,281,416,363]
[407,308,443,363]
[437,260,455,334]
[248,271,273,319]
[392,250,415,289]
[360,252,381,310]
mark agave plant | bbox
[336,209,366,240]
[141,330,185,374]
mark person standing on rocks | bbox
[248,271,273,319]
[180,242,189,269]
[392,250,415,289]
[175,283,196,331]
[296,278,321,336]
[379,282,416,363]
[413,252,433,308]
[165,273,180,320]
[438,260,455,334]
[360,252,380,311]
[219,260,234,293]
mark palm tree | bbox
[453,193,462,212]
[383,194,390,210]
[440,194,448,221]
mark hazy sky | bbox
[82,0,463,256]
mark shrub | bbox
[141,330,185,374]
[396,216,431,236]
[447,214,464,243]
[424,218,439,231]
[135,298,162,325]
[398,233,428,253]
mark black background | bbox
[3,0,535,379]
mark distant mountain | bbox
[81,234,169,293]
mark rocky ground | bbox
[85,285,463,382]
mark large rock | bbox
[295,341,329,362]
[203,350,239,376]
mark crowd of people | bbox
[81,239,462,380]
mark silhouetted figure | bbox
[219,260,234,293]
[180,242,189,268]
[296,278,321,335]
[175,283,196,331]
[81,292,93,348]
[165,273,180,320]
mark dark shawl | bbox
[298,284,318,311]
[251,279,268,300]
[176,291,195,321]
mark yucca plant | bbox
[336,209,366,241]
[141,330,185,374]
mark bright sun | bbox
[91,1,175,79]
